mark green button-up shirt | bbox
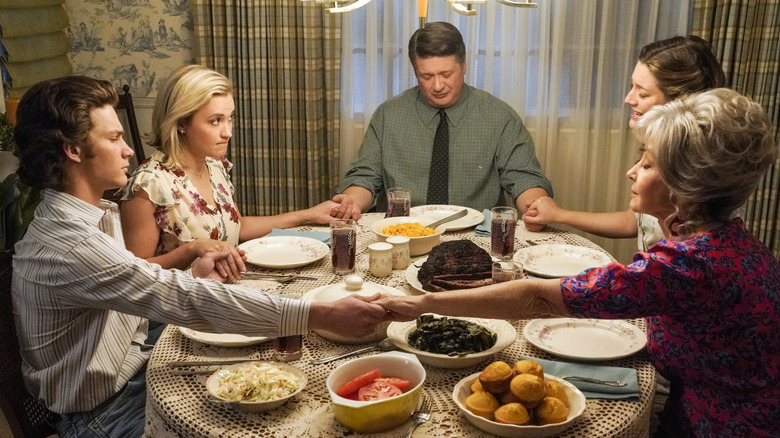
[337,85,553,212]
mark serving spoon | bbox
[310,338,396,365]
[426,209,469,229]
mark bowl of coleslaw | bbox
[205,361,307,412]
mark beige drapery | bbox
[190,1,341,216]
[692,1,780,258]
[0,0,72,98]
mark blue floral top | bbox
[562,218,780,437]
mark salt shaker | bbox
[368,242,393,277]
[386,236,411,270]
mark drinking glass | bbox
[492,261,524,283]
[490,206,517,260]
[386,187,411,217]
[273,335,303,362]
[330,218,357,275]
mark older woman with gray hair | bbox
[379,88,780,437]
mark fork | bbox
[406,395,432,438]
[561,376,627,387]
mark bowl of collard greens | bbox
[387,314,517,369]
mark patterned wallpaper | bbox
[64,0,195,98]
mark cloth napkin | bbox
[475,209,492,236]
[267,228,331,246]
[520,356,640,400]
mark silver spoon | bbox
[426,209,469,229]
[561,376,627,387]
[310,338,396,365]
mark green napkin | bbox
[521,356,640,399]
[267,228,331,246]
[475,209,491,236]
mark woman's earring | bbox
[178,129,184,135]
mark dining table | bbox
[143,212,657,438]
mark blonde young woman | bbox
[522,36,726,252]
[120,65,342,272]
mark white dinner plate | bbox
[513,243,611,278]
[410,205,484,231]
[405,257,428,294]
[523,318,647,361]
[179,327,269,347]
[238,236,329,269]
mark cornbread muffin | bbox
[465,391,500,421]
[479,361,514,393]
[509,374,546,408]
[499,391,521,404]
[470,379,484,393]
[545,380,569,406]
[513,359,544,380]
[534,396,570,425]
[493,402,530,425]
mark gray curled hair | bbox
[633,88,777,236]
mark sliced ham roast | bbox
[417,240,493,292]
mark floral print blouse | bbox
[562,218,780,437]
[121,151,241,256]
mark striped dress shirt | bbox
[12,190,310,414]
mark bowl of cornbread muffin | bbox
[452,359,586,437]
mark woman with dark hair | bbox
[523,35,726,252]
[380,88,780,437]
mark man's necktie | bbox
[427,109,449,204]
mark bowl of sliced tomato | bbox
[326,351,426,433]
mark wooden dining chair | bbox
[103,84,145,202]
[0,251,60,438]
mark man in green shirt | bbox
[333,22,552,229]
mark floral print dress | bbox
[121,151,241,256]
[561,218,780,437]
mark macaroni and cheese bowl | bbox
[370,217,445,256]
[327,351,426,433]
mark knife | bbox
[167,358,260,368]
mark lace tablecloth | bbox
[144,213,655,437]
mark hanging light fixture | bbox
[304,0,537,16]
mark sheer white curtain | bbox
[340,0,690,263]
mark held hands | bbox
[309,293,395,338]
[522,196,563,231]
[329,193,362,220]
[304,199,350,224]
[190,243,247,283]
[374,295,425,322]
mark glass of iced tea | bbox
[490,206,517,260]
[386,187,411,217]
[330,218,357,275]
[273,335,303,362]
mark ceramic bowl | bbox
[205,361,307,413]
[386,316,517,369]
[326,351,426,433]
[452,373,586,437]
[300,276,406,343]
[370,216,446,256]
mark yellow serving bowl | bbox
[326,351,426,433]
[370,216,445,256]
